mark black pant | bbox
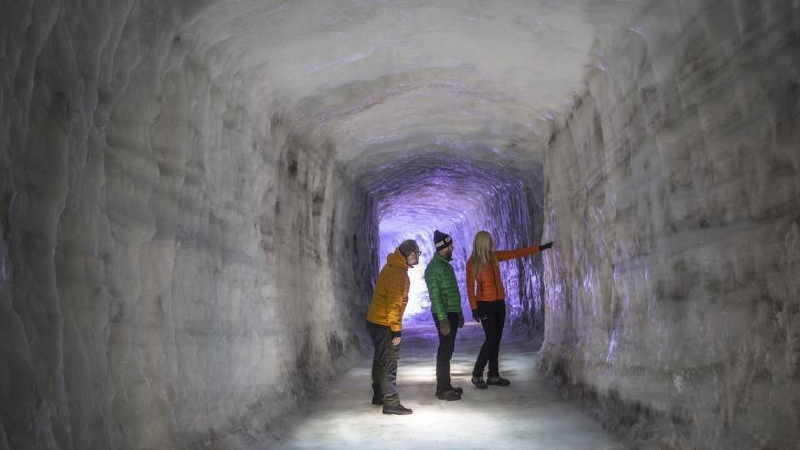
[367,321,399,399]
[434,312,460,394]
[473,300,505,378]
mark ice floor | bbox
[271,321,623,450]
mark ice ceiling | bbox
[185,0,644,217]
[179,0,647,318]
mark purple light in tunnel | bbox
[606,328,618,364]
[377,192,544,328]
[367,154,546,331]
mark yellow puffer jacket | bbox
[366,249,410,337]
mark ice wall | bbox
[9,0,798,448]
[540,1,800,448]
[0,2,376,450]
[1,1,558,447]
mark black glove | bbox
[471,309,481,323]
[457,312,465,329]
[439,318,451,336]
[540,241,553,250]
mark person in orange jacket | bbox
[466,231,553,388]
[366,239,421,415]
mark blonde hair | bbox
[471,231,497,277]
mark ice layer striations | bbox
[1,1,799,450]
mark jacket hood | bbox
[387,248,409,269]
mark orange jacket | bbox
[366,249,411,336]
[466,245,543,310]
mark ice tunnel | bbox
[373,153,542,327]
[1,0,799,449]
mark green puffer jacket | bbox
[424,253,462,321]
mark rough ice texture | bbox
[4,0,797,449]
[0,1,557,448]
[0,2,376,449]
[539,1,800,448]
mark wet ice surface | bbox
[272,322,622,450]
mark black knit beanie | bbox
[433,230,452,251]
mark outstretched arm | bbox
[496,242,553,261]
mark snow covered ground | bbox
[272,322,623,450]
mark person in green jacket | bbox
[424,230,465,401]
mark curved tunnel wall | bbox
[539,2,800,449]
[1,2,377,449]
[1,1,799,450]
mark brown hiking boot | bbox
[436,389,462,401]
[382,403,413,415]
[487,376,511,386]
[471,376,488,389]
[382,394,413,415]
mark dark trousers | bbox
[473,300,506,378]
[434,312,460,394]
[367,320,399,399]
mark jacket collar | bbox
[387,248,410,270]
[432,252,452,265]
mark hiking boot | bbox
[487,376,511,386]
[471,376,488,389]
[382,394,413,415]
[372,395,383,405]
[435,389,462,401]
[382,403,413,415]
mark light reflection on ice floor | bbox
[271,322,623,450]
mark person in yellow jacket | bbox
[366,239,421,415]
